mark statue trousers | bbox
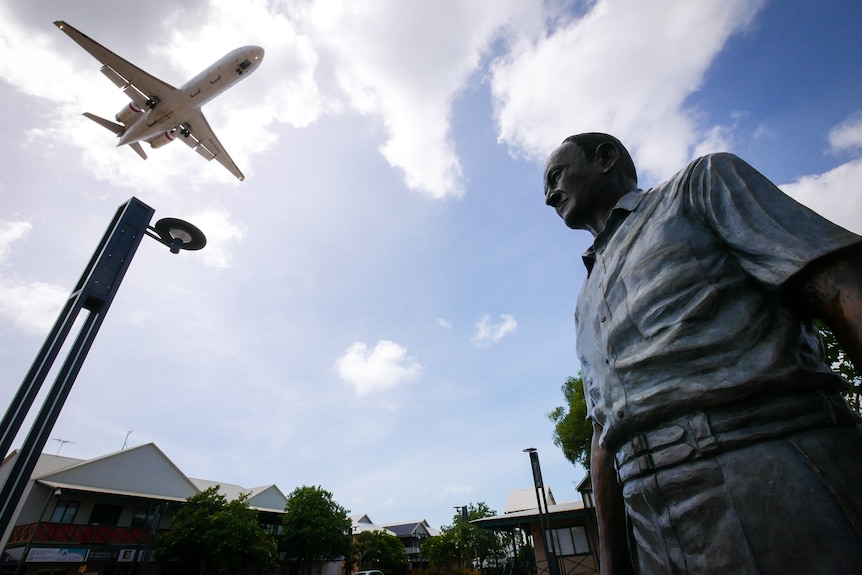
[615,391,862,574]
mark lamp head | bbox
[151,218,207,254]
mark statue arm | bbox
[591,422,635,575]
[794,246,862,370]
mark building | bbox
[473,484,599,575]
[349,515,440,571]
[0,443,288,575]
[378,520,439,570]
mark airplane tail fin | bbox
[82,113,147,160]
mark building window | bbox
[89,504,122,526]
[548,526,590,556]
[49,501,78,523]
[131,507,154,529]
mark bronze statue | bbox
[544,133,862,574]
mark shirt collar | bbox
[582,189,646,274]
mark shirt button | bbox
[617,410,625,418]
[600,316,607,323]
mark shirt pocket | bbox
[621,240,719,339]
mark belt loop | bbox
[688,412,718,455]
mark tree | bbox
[281,485,351,575]
[420,529,459,570]
[421,502,508,571]
[154,485,278,575]
[354,529,409,574]
[817,319,862,412]
[547,374,592,471]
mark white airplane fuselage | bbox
[116,46,264,147]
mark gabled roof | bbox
[246,484,287,513]
[0,450,84,484]
[504,487,555,513]
[351,514,395,536]
[187,479,286,513]
[35,443,199,501]
[473,500,587,531]
[380,519,439,538]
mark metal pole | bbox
[525,449,560,575]
[0,198,155,545]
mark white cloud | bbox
[490,0,764,181]
[299,0,544,199]
[471,313,517,348]
[336,340,422,395]
[0,221,67,334]
[781,157,862,234]
[0,221,32,260]
[186,209,247,270]
[829,111,862,152]
[436,318,453,329]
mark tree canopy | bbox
[421,502,511,570]
[281,485,352,568]
[817,319,862,412]
[547,374,591,471]
[353,529,409,574]
[154,485,277,575]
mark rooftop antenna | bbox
[122,429,133,450]
[51,438,74,454]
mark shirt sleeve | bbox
[686,153,862,288]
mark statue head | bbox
[544,133,638,235]
[561,133,637,184]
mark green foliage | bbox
[421,503,511,571]
[547,374,592,471]
[281,485,352,564]
[816,320,862,412]
[420,529,459,569]
[354,529,409,574]
[154,485,277,575]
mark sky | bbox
[1,0,862,531]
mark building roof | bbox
[473,499,587,531]
[5,442,288,511]
[350,514,396,536]
[505,487,556,513]
[189,478,287,513]
[381,519,440,538]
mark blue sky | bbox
[1,0,861,531]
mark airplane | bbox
[54,21,264,181]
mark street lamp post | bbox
[523,448,560,575]
[0,197,205,546]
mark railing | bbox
[7,522,149,546]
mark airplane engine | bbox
[149,130,176,149]
[115,102,143,124]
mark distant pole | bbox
[524,448,560,575]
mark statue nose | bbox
[546,189,562,207]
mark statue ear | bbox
[595,142,619,174]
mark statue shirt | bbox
[576,152,862,452]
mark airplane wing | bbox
[54,21,176,109]
[177,110,245,181]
